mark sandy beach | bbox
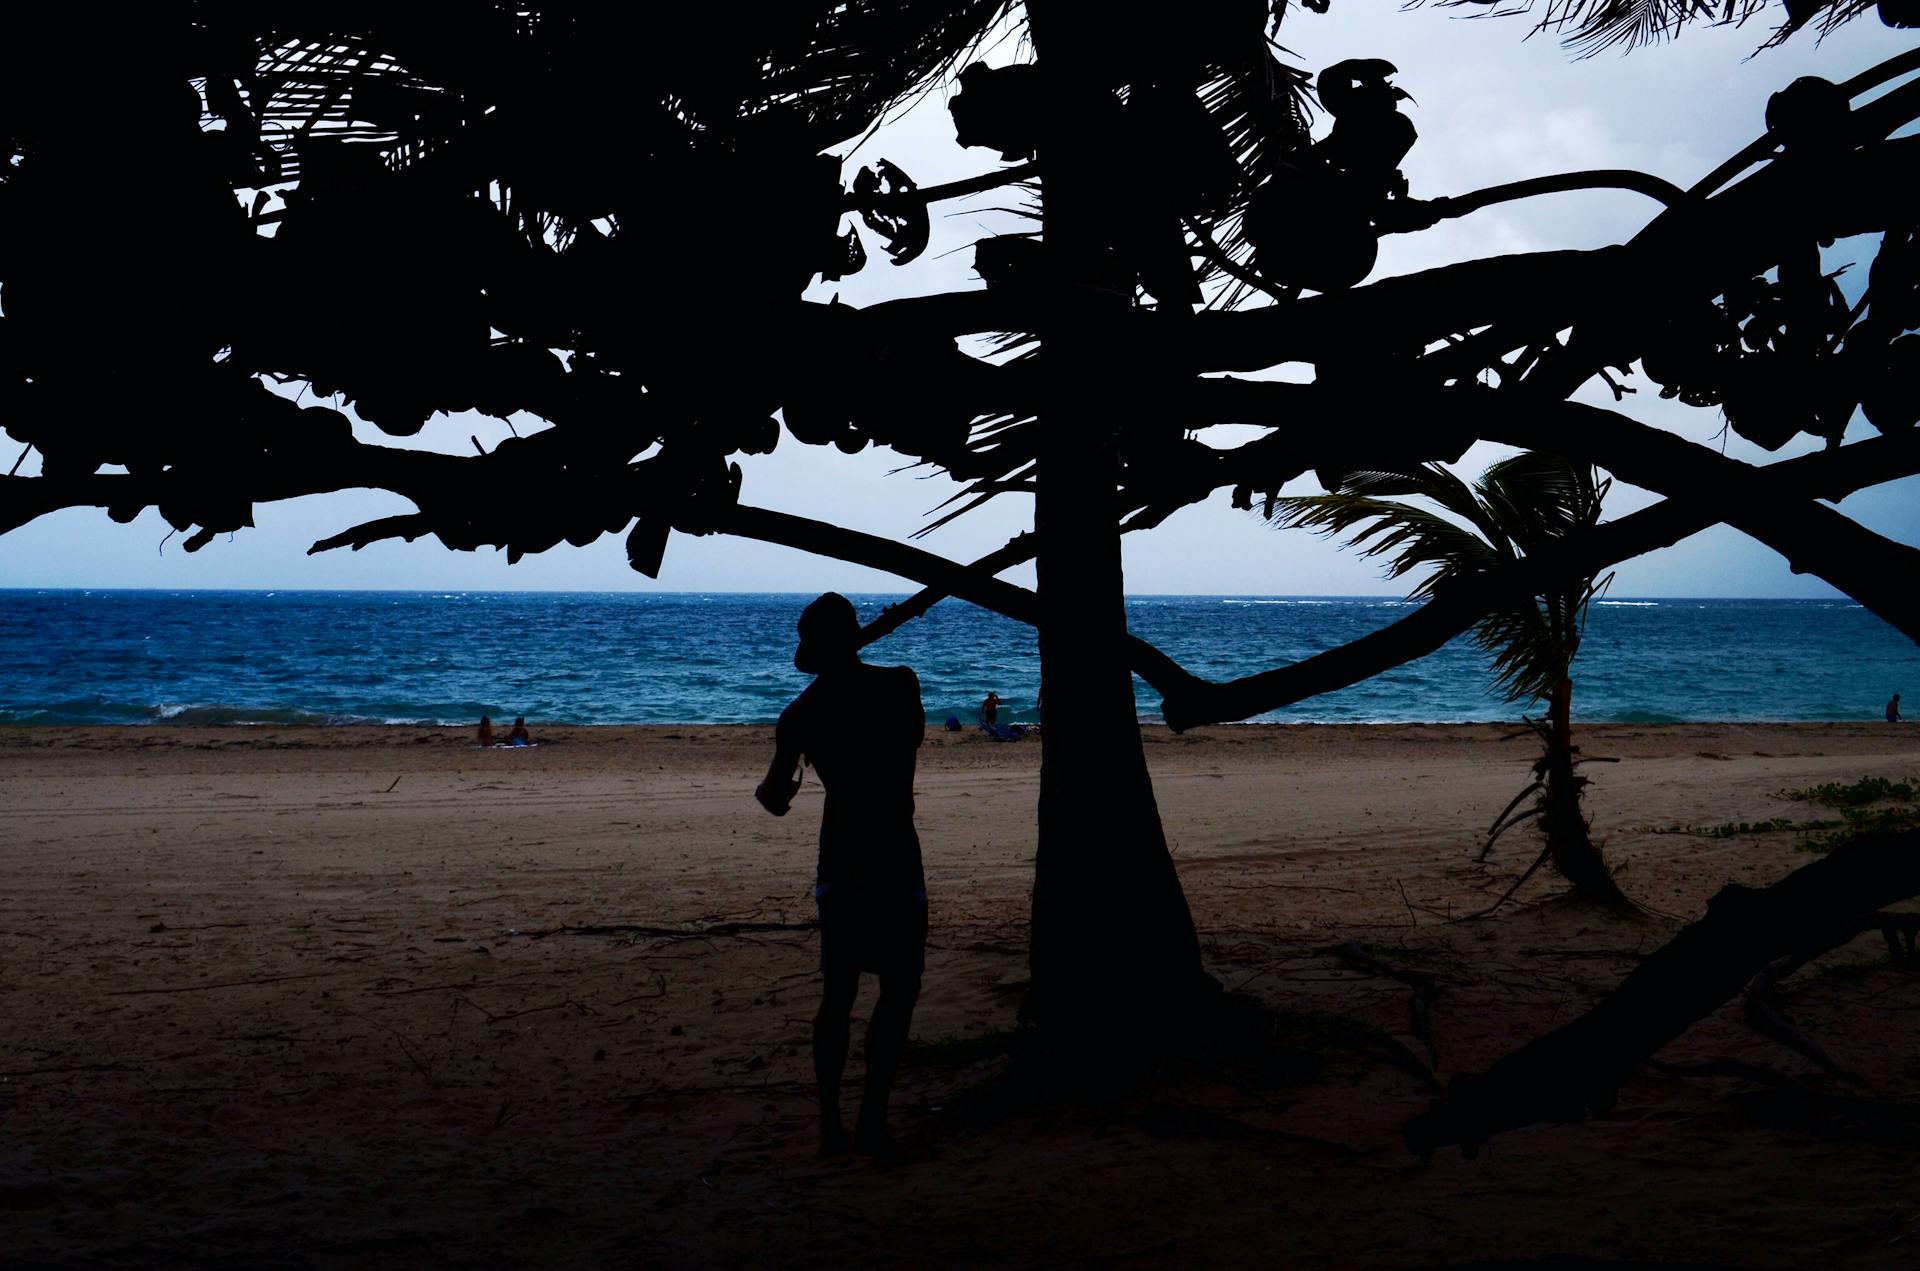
[4,721,1919,1268]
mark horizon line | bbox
[0,586,1861,603]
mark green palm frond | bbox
[1268,451,1611,705]
[1294,462,1520,572]
[1269,488,1500,597]
[1473,450,1608,556]
[1480,569,1615,701]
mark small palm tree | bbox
[1269,451,1628,907]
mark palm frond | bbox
[1268,491,1500,595]
[1269,450,1612,705]
[1190,44,1315,300]
[1318,463,1521,564]
[1412,0,1881,57]
[1473,450,1605,555]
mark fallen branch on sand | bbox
[1404,830,1920,1157]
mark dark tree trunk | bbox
[1542,677,1627,904]
[1027,399,1211,1059]
[1023,3,1211,1063]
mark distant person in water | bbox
[505,716,531,745]
[478,716,495,747]
[980,691,1000,728]
[1890,694,1903,723]
[756,592,926,1157]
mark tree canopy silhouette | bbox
[2,1,1917,1065]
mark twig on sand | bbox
[0,1062,136,1078]
[108,971,340,996]
[383,775,403,793]
[1328,941,1440,1069]
[1462,838,1560,920]
[336,1005,433,1079]
[522,920,818,942]
[1742,910,1920,1082]
[608,974,669,1007]
[456,997,592,1024]
[1643,1056,1805,1090]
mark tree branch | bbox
[1502,401,1920,642]
[1187,379,1920,643]
[308,514,435,555]
[858,532,1036,648]
[1161,429,1920,730]
[844,159,1040,215]
[1382,168,1687,237]
[702,505,1207,699]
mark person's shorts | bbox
[815,884,927,980]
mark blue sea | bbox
[0,590,1913,727]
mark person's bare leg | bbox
[854,971,921,1153]
[814,970,860,1155]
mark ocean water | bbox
[0,590,1913,727]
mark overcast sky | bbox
[3,8,1913,596]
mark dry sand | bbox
[3,722,1919,1268]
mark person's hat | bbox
[795,592,860,674]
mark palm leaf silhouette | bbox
[1268,451,1611,704]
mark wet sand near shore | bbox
[3,722,1918,1268]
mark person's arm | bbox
[756,707,803,816]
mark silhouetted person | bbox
[980,691,1000,728]
[478,715,495,746]
[756,593,926,1156]
[505,716,531,745]
[1890,694,1903,723]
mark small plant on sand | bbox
[1779,776,1920,808]
[1656,816,1811,838]
[1271,452,1627,907]
[1774,775,1920,852]
[1654,777,1920,852]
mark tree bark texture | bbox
[1543,679,1624,904]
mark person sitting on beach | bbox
[755,592,926,1157]
[478,716,495,747]
[979,691,1000,729]
[505,716,532,745]
[1890,694,1903,724]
